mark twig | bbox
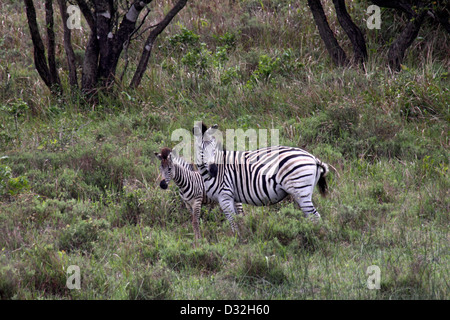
[328,163,341,179]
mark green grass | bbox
[0,0,449,300]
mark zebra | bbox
[193,123,329,234]
[155,147,244,240]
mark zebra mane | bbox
[171,152,196,171]
[159,147,195,170]
[160,147,172,160]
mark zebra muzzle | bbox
[208,163,218,178]
[159,180,168,189]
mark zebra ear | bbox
[192,122,208,136]
[155,153,163,161]
[205,124,218,139]
[202,122,208,135]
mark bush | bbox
[0,156,29,197]
[117,187,145,225]
[59,219,100,253]
[0,259,19,299]
[167,25,200,50]
[160,242,225,272]
[128,265,174,300]
[252,208,327,251]
[22,245,67,296]
[245,50,304,87]
[230,250,287,286]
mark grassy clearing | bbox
[0,1,449,299]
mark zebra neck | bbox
[172,160,193,191]
[197,150,225,176]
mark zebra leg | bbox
[218,196,241,236]
[293,194,321,220]
[187,198,203,241]
[235,203,244,216]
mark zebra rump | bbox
[317,161,329,197]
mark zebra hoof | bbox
[307,213,321,222]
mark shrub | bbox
[59,219,100,253]
[161,242,224,272]
[167,25,200,50]
[181,43,212,73]
[231,250,287,286]
[0,259,19,299]
[128,265,174,300]
[118,187,145,225]
[0,156,29,197]
[22,245,67,296]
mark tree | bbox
[372,0,449,71]
[23,0,188,96]
[307,0,367,67]
[307,0,349,67]
[332,0,367,65]
[307,0,449,71]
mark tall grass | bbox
[0,0,448,300]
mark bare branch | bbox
[130,6,153,40]
[130,0,188,88]
[75,0,96,31]
[103,1,154,83]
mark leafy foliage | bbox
[0,156,29,197]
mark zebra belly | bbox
[233,175,288,206]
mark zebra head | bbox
[193,122,219,178]
[203,135,218,177]
[155,147,174,190]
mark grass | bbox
[0,0,449,300]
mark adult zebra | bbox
[155,147,244,240]
[193,123,329,234]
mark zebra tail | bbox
[317,161,329,197]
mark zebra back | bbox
[199,144,329,206]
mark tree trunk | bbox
[81,32,100,94]
[95,0,114,83]
[45,0,61,90]
[307,0,348,67]
[75,0,99,93]
[130,0,188,88]
[105,1,153,86]
[76,0,96,30]
[24,0,56,92]
[77,0,156,92]
[57,0,78,88]
[388,10,427,71]
[332,0,367,65]
[370,0,416,17]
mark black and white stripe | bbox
[194,124,329,234]
[155,148,243,240]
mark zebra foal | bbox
[193,123,329,234]
[155,147,243,240]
